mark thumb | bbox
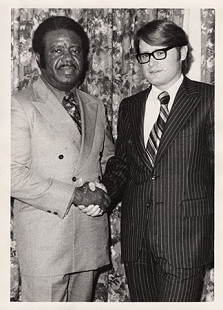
[88,182,96,191]
[76,178,83,187]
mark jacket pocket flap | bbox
[182,198,214,217]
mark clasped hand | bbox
[73,182,110,217]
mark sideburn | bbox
[39,54,46,69]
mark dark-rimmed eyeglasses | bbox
[136,46,176,64]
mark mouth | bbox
[58,64,78,74]
[58,63,77,70]
[149,70,162,74]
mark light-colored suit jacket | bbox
[11,77,114,276]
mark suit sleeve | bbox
[98,102,115,174]
[102,99,130,201]
[11,96,75,219]
[206,94,214,171]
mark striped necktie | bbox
[62,91,82,135]
[146,91,170,166]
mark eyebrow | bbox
[49,42,81,48]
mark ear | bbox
[180,46,188,61]
[35,53,41,66]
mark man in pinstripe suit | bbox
[101,20,214,301]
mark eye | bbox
[140,53,149,60]
[70,47,81,56]
[154,50,165,58]
[50,47,63,55]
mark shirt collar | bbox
[151,74,184,101]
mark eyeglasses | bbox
[136,46,176,64]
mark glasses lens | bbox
[137,53,150,64]
[153,50,166,60]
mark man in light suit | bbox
[101,20,214,301]
[11,16,114,302]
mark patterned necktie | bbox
[146,91,170,166]
[62,91,82,135]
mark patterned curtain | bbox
[11,8,215,302]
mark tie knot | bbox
[64,91,75,102]
[158,91,170,105]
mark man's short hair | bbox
[134,19,193,75]
[32,16,90,84]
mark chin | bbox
[59,78,77,87]
[147,78,163,86]
[63,74,80,83]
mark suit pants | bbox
[124,231,206,302]
[21,270,98,302]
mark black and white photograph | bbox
[1,1,223,309]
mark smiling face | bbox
[37,29,84,91]
[139,39,187,90]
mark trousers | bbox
[124,226,206,302]
[21,270,98,302]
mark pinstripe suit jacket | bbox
[103,76,214,269]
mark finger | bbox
[76,205,85,210]
[78,204,96,213]
[86,205,100,216]
[97,182,107,193]
[85,204,98,212]
[76,178,83,187]
[98,209,103,216]
[80,207,89,213]
[88,182,96,191]
[84,204,95,210]
[90,207,103,217]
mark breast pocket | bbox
[176,126,200,138]
[182,197,214,217]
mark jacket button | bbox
[151,175,156,180]
[54,212,58,215]
[72,176,77,182]
[47,210,51,213]
[58,154,64,159]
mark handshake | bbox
[72,182,110,217]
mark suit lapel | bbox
[131,87,153,171]
[32,78,98,173]
[74,89,98,173]
[155,77,201,165]
[32,78,81,148]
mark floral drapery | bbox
[11,8,215,302]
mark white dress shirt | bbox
[144,75,184,146]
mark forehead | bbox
[44,29,82,46]
[139,39,167,52]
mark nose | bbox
[62,49,73,61]
[148,55,158,67]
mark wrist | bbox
[72,186,83,206]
